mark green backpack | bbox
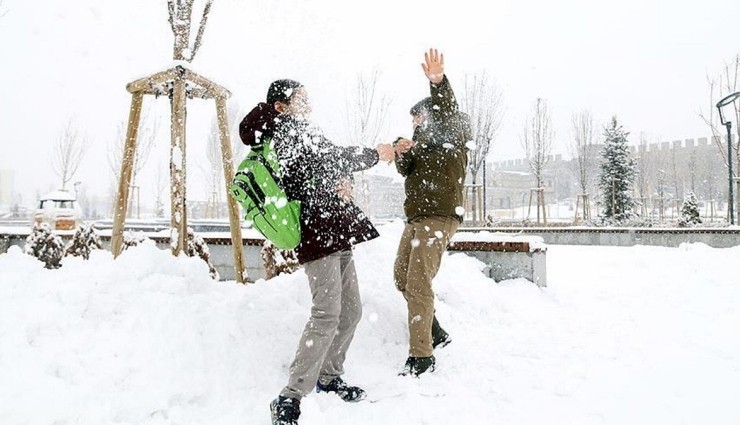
[229,139,301,250]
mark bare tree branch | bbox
[699,54,740,177]
[202,120,224,218]
[107,109,160,218]
[460,72,504,179]
[344,68,392,147]
[52,120,89,190]
[569,109,597,195]
[167,0,177,34]
[190,0,214,60]
[107,108,160,186]
[521,98,554,188]
[634,133,654,200]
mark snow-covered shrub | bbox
[64,223,102,260]
[185,228,219,280]
[121,231,148,250]
[679,192,702,227]
[24,223,65,269]
[261,240,300,280]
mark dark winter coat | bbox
[240,105,380,264]
[395,76,470,223]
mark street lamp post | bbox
[716,91,740,225]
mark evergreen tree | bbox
[64,223,103,260]
[679,192,702,227]
[24,223,65,269]
[598,117,636,221]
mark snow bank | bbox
[1,222,739,425]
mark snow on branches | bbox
[261,240,299,280]
[24,223,64,269]
[64,223,103,260]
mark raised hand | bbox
[422,48,444,84]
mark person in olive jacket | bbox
[392,49,471,377]
[239,79,395,425]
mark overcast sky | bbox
[1,0,739,205]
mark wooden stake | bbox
[170,77,187,256]
[216,96,247,283]
[111,92,144,257]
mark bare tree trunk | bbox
[460,72,504,226]
[521,99,554,223]
[52,120,89,190]
[569,109,596,195]
[521,99,554,190]
[168,0,214,62]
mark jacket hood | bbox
[239,102,280,146]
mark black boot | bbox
[316,377,366,402]
[399,356,436,377]
[432,316,452,349]
[270,396,300,425]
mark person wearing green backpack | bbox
[239,79,395,425]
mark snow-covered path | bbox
[1,221,738,425]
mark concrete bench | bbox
[449,232,547,287]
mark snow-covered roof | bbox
[39,190,76,201]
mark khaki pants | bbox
[393,216,459,357]
[281,250,362,399]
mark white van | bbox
[34,190,80,231]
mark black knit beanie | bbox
[410,97,432,115]
[267,79,303,105]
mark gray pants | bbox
[280,249,362,399]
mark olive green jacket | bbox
[396,75,470,223]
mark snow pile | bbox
[1,222,739,424]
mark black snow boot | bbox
[432,316,452,349]
[316,377,366,402]
[270,396,300,425]
[399,356,436,377]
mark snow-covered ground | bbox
[1,221,738,425]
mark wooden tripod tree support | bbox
[527,187,547,225]
[573,193,591,224]
[110,64,247,283]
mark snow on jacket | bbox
[395,76,470,223]
[240,104,380,264]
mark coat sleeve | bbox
[394,136,416,177]
[430,75,458,120]
[335,145,380,174]
[429,76,470,151]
